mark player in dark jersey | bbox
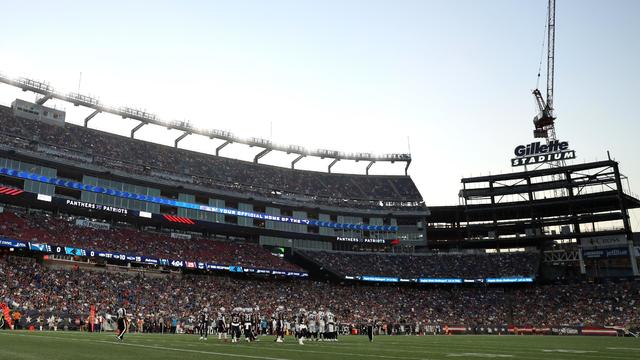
[115,307,127,342]
[216,307,227,340]
[230,308,242,343]
[242,308,256,342]
[326,310,337,341]
[252,307,261,336]
[297,310,308,345]
[198,309,209,340]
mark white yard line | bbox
[542,349,597,354]
[447,353,513,358]
[225,342,432,360]
[0,332,291,360]
[4,332,640,360]
[607,347,640,351]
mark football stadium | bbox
[1,1,639,359]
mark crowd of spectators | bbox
[0,208,540,279]
[0,106,423,210]
[298,249,540,279]
[0,210,302,271]
[1,255,638,332]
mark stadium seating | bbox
[0,106,423,210]
[0,210,302,271]
[1,255,638,331]
[298,249,540,279]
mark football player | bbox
[326,309,337,341]
[297,309,308,345]
[216,307,227,340]
[317,309,326,341]
[230,308,242,343]
[308,311,318,341]
[198,308,209,340]
[243,308,256,342]
[273,306,285,343]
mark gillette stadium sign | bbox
[511,140,576,166]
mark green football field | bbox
[1,331,639,360]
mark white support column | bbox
[628,240,639,276]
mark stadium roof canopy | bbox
[0,73,412,175]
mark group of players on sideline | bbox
[114,306,342,345]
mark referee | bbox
[366,319,374,342]
[116,307,127,342]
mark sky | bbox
[0,0,638,227]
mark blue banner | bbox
[485,277,534,283]
[0,234,308,278]
[361,275,399,283]
[64,247,86,256]
[582,247,629,259]
[0,238,27,249]
[418,278,463,284]
[29,243,52,252]
[344,276,532,284]
[0,167,398,232]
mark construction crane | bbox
[533,0,556,140]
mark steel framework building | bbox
[427,160,640,277]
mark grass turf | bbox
[0,331,639,360]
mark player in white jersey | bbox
[307,311,318,341]
[216,307,227,340]
[317,310,326,341]
[273,306,285,343]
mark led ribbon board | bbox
[485,277,534,283]
[0,167,398,231]
[361,275,399,283]
[344,276,534,284]
[0,236,308,277]
[418,278,463,284]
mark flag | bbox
[0,303,12,329]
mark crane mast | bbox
[533,0,556,141]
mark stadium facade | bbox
[0,82,638,281]
[0,78,639,337]
[0,93,427,273]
